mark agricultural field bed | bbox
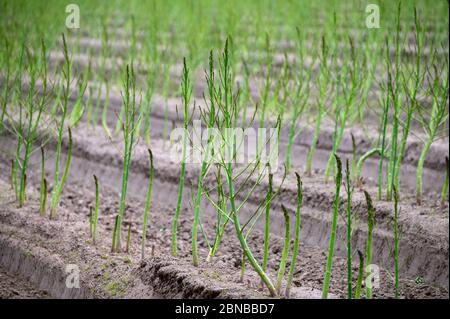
[0,0,449,301]
[0,157,448,299]
[0,122,448,298]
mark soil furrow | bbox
[0,122,447,291]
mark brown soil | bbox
[0,266,49,299]
[1,7,448,300]
[1,177,447,299]
[0,180,323,299]
[0,122,448,299]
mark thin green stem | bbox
[322,154,342,299]
[93,175,99,244]
[172,57,191,257]
[89,207,93,238]
[354,250,364,299]
[286,172,302,298]
[221,38,276,296]
[345,160,352,299]
[39,147,46,216]
[50,33,71,219]
[415,138,432,205]
[277,205,290,294]
[126,224,132,253]
[113,64,138,252]
[386,2,402,201]
[393,186,400,298]
[356,148,381,184]
[441,157,449,204]
[141,149,154,260]
[364,190,374,299]
[50,127,73,218]
[262,171,273,273]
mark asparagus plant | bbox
[10,44,26,201]
[206,167,230,261]
[442,157,449,204]
[192,51,220,265]
[239,251,246,283]
[92,175,100,244]
[49,126,73,218]
[68,65,88,127]
[386,3,402,201]
[89,207,93,238]
[344,160,353,299]
[126,223,132,254]
[377,60,390,200]
[112,64,140,252]
[50,34,72,219]
[285,172,303,298]
[415,59,449,204]
[324,37,361,182]
[277,205,291,294]
[141,149,154,260]
[393,7,423,197]
[0,37,11,133]
[7,39,48,207]
[216,38,277,296]
[393,186,400,298]
[350,134,357,178]
[39,147,47,216]
[322,154,342,299]
[354,250,364,299]
[354,148,382,185]
[262,169,273,276]
[171,57,192,257]
[364,190,375,299]
[111,216,119,253]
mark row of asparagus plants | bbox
[0,1,448,301]
[1,33,75,218]
[5,1,446,207]
[157,40,406,298]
